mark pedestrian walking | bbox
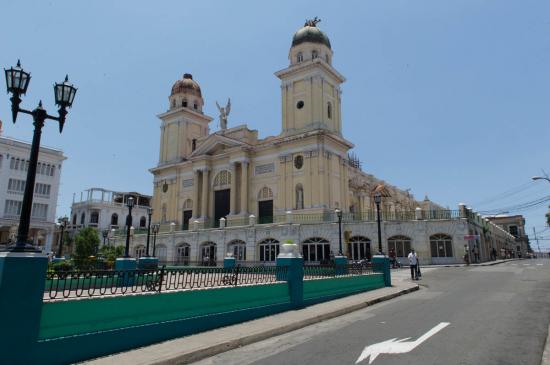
[407,249,418,280]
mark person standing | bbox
[408,249,418,280]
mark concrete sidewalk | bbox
[82,278,418,365]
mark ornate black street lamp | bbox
[56,217,68,258]
[124,197,134,258]
[152,224,159,257]
[335,208,343,255]
[4,60,76,252]
[145,208,153,256]
[374,192,383,254]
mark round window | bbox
[296,100,304,109]
[294,155,304,169]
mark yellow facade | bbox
[150,23,427,228]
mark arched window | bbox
[80,213,86,225]
[258,186,274,201]
[135,245,146,258]
[312,50,318,59]
[348,236,371,260]
[171,99,176,108]
[259,238,279,262]
[213,170,231,189]
[430,234,453,258]
[192,138,197,151]
[327,102,332,119]
[156,244,168,263]
[72,214,77,225]
[295,184,304,210]
[111,213,118,226]
[297,52,303,63]
[387,235,412,258]
[162,203,167,223]
[228,239,246,261]
[182,98,188,107]
[90,212,99,224]
[176,243,190,265]
[139,216,147,228]
[302,237,331,263]
[200,242,217,266]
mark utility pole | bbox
[532,227,542,257]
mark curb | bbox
[542,323,550,365]
[103,284,419,365]
[438,259,521,268]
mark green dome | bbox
[291,25,331,49]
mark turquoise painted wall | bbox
[40,282,290,339]
[303,274,384,302]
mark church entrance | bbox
[214,189,230,227]
[258,200,273,224]
[182,210,192,230]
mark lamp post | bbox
[532,176,550,184]
[152,224,159,257]
[374,192,383,255]
[4,60,76,252]
[102,229,109,246]
[110,228,115,246]
[124,197,134,258]
[335,208,343,255]
[145,207,153,256]
[56,217,68,258]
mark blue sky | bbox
[1,0,549,249]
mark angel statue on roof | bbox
[216,98,231,130]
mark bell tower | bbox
[275,19,346,137]
[157,73,212,165]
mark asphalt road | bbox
[192,259,550,365]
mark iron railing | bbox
[113,209,464,237]
[303,262,382,280]
[44,265,288,301]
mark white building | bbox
[68,188,152,245]
[0,134,66,251]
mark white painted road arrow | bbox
[356,322,450,364]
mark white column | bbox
[201,168,210,219]
[192,169,200,219]
[240,161,249,215]
[229,162,237,215]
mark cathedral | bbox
[129,20,518,265]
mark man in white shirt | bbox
[408,249,418,280]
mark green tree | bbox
[98,245,125,269]
[73,227,100,270]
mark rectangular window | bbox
[430,241,438,257]
[31,203,48,219]
[35,183,51,197]
[10,158,15,169]
[4,200,22,216]
[508,225,519,237]
[7,179,26,193]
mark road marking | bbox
[355,322,450,364]
[523,264,530,266]
[536,264,543,266]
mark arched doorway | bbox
[182,199,193,230]
[200,241,217,266]
[213,171,231,227]
[176,243,190,265]
[348,236,371,261]
[228,239,246,261]
[258,187,274,224]
[302,237,331,263]
[258,238,279,263]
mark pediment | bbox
[190,134,248,157]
